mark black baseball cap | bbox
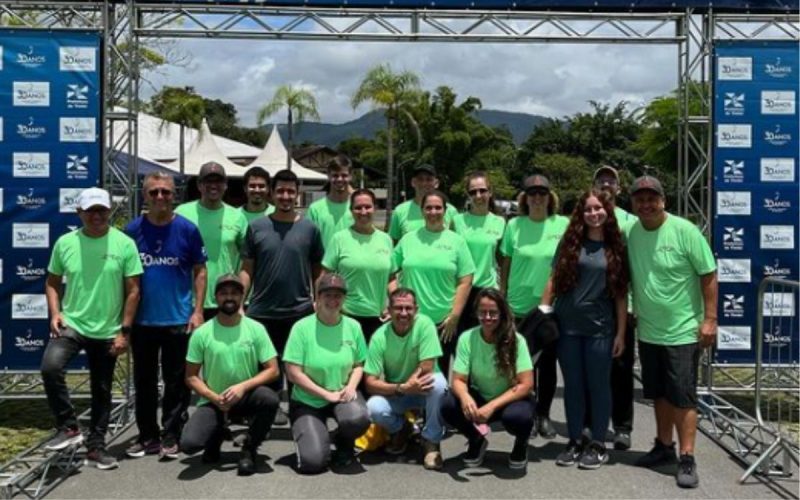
[630,175,665,197]
[411,163,437,177]
[523,174,551,192]
[198,161,226,181]
[317,273,348,294]
[215,273,244,294]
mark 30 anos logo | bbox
[16,45,46,68]
[15,330,46,353]
[12,223,49,249]
[723,226,744,251]
[718,57,752,81]
[13,152,50,178]
[764,326,792,347]
[59,46,96,71]
[16,188,47,210]
[66,155,89,179]
[764,57,792,79]
[66,84,89,109]
[760,225,795,250]
[763,293,795,317]
[16,116,47,140]
[59,188,83,213]
[763,258,792,278]
[760,158,795,183]
[60,117,96,142]
[717,258,751,283]
[764,124,792,147]
[16,258,46,282]
[11,294,48,319]
[717,326,751,350]
[717,124,752,148]
[716,191,751,215]
[761,91,796,115]
[723,92,745,116]
[722,294,745,318]
[13,81,50,107]
[763,192,792,214]
[722,160,744,183]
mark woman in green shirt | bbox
[454,171,507,334]
[322,189,393,340]
[499,174,568,439]
[440,288,534,470]
[390,190,475,378]
[284,274,370,473]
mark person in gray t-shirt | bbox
[540,189,629,470]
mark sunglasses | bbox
[148,188,174,197]
[83,206,110,214]
[525,189,549,196]
[468,188,490,196]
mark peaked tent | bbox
[167,119,250,177]
[245,126,327,181]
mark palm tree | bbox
[257,85,320,170]
[150,86,205,174]
[351,64,421,214]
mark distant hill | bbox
[264,109,548,147]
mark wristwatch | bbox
[121,326,132,335]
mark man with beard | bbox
[306,154,355,249]
[180,274,280,476]
[239,166,275,223]
[387,164,458,243]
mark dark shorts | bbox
[638,341,700,409]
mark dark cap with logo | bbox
[198,161,226,181]
[215,273,244,293]
[317,273,348,295]
[411,163,437,177]
[593,164,619,182]
[523,174,551,191]
[630,175,665,197]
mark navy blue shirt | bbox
[126,214,207,326]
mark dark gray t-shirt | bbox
[242,216,324,319]
[553,239,614,336]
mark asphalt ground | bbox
[50,386,799,499]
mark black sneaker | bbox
[125,439,160,458]
[555,440,583,467]
[578,441,609,470]
[508,437,528,469]
[613,430,631,451]
[45,427,84,451]
[237,448,256,476]
[634,438,677,468]
[537,416,557,439]
[676,454,699,488]
[331,446,356,468]
[462,436,488,467]
[85,448,119,470]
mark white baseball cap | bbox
[78,187,111,210]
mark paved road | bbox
[51,388,799,499]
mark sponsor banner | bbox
[717,258,751,283]
[717,326,752,350]
[763,292,796,317]
[717,124,752,148]
[760,158,795,182]
[12,152,50,178]
[721,159,745,183]
[759,225,795,250]
[12,81,50,107]
[10,294,47,319]
[761,91,796,115]
[718,57,753,81]
[722,226,745,251]
[722,292,746,319]
[11,223,49,248]
[59,46,96,72]
[59,117,96,142]
[59,188,83,213]
[716,191,751,215]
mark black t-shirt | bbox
[242,216,324,319]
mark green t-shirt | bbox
[364,314,442,383]
[500,215,569,315]
[392,228,476,323]
[175,201,248,309]
[453,212,507,288]
[47,228,143,340]
[283,314,368,408]
[239,205,275,224]
[614,206,638,239]
[186,316,277,406]
[306,197,355,249]
[453,327,533,401]
[628,214,717,346]
[322,228,393,317]
[388,199,458,241]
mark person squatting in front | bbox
[363,288,448,470]
[440,288,535,470]
[283,274,370,473]
[180,274,280,476]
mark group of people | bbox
[39,154,717,489]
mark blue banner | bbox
[0,29,102,370]
[713,41,799,364]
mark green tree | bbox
[352,64,421,214]
[531,153,593,213]
[149,86,206,174]
[257,85,320,170]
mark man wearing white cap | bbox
[41,187,143,470]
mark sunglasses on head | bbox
[148,188,173,197]
[468,188,489,196]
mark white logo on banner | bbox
[761,158,795,182]
[764,57,793,79]
[15,188,46,210]
[764,192,792,214]
[764,326,792,346]
[718,258,751,283]
[723,92,745,116]
[717,326,751,350]
[13,152,50,178]
[59,117,96,142]
[763,293,796,317]
[66,84,89,109]
[764,124,792,146]
[14,330,45,352]
[723,294,745,318]
[59,46,96,71]
[13,81,50,107]
[717,124,752,148]
[66,155,89,179]
[760,225,795,250]
[717,191,751,215]
[761,91,796,115]
[12,223,49,248]
[11,294,48,319]
[718,57,752,80]
[722,160,744,183]
[59,188,83,213]
[15,259,46,282]
[16,116,47,140]
[17,45,46,68]
[763,258,792,277]
[723,226,744,251]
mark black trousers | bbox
[252,310,311,392]
[440,389,534,441]
[40,327,118,450]
[131,324,190,443]
[180,386,280,454]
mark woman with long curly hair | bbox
[541,188,629,470]
[440,288,534,470]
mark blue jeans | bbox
[557,334,613,442]
[366,372,447,443]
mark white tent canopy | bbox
[167,119,249,177]
[246,126,327,181]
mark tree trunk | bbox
[287,108,293,171]
[179,124,185,175]
[386,114,395,222]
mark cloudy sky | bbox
[143,38,679,127]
